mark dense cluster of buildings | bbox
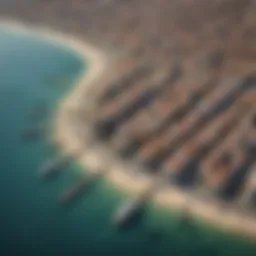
[94,59,255,205]
[2,0,255,208]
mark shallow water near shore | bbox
[0,27,255,255]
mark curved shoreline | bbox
[2,20,256,241]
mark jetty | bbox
[113,197,145,228]
[38,155,70,178]
[113,180,160,228]
[59,172,102,205]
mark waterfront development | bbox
[0,0,256,255]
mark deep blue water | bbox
[0,27,255,256]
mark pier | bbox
[38,155,70,178]
[113,197,145,228]
[59,173,102,205]
[113,180,161,228]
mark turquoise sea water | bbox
[0,28,255,255]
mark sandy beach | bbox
[2,20,256,240]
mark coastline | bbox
[2,20,256,241]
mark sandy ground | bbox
[2,19,256,240]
